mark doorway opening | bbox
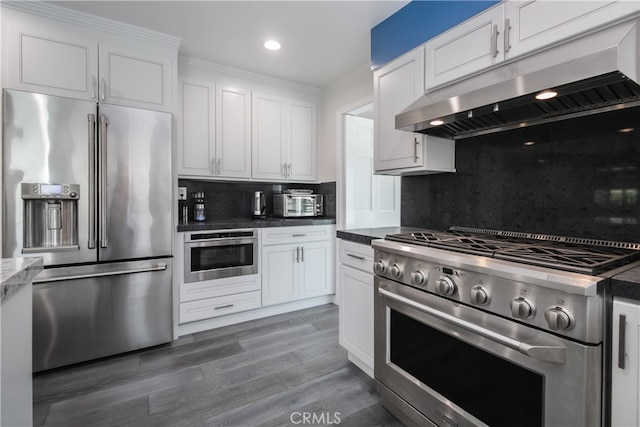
[339,102,400,229]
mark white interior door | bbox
[345,114,400,229]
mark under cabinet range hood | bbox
[397,18,640,139]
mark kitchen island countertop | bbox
[1,257,43,304]
[177,217,336,232]
[337,226,427,246]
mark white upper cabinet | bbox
[2,4,178,112]
[216,86,252,178]
[98,43,173,111]
[425,0,640,91]
[3,13,99,101]
[425,5,505,90]
[374,46,455,175]
[178,78,252,179]
[504,0,639,59]
[179,79,215,176]
[252,93,317,182]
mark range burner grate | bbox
[385,227,640,275]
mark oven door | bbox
[374,278,602,427]
[184,230,258,283]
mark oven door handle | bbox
[378,286,567,364]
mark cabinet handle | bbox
[287,163,292,177]
[100,78,106,101]
[210,158,216,175]
[301,246,304,262]
[214,304,234,310]
[295,246,300,262]
[619,313,627,369]
[491,24,500,58]
[292,234,307,237]
[91,76,97,99]
[347,253,366,261]
[283,163,288,178]
[217,158,221,175]
[504,18,512,54]
[414,137,419,162]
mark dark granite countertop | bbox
[178,217,336,232]
[336,226,427,246]
[611,266,640,301]
[1,257,43,304]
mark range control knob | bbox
[470,285,490,306]
[410,270,427,286]
[389,263,402,279]
[373,260,386,274]
[545,306,575,331]
[436,276,456,296]
[511,297,535,319]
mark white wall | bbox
[317,61,374,183]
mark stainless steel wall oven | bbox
[184,229,258,283]
[372,227,640,427]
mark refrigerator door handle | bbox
[34,262,168,284]
[88,113,97,249]
[99,114,109,248]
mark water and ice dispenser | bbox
[21,183,80,253]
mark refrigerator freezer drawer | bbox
[32,258,173,372]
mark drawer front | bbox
[261,225,334,245]
[179,291,262,324]
[180,274,261,302]
[339,239,374,273]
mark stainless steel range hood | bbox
[396,18,640,139]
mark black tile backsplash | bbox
[178,179,336,221]
[401,106,640,242]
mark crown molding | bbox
[2,1,182,50]
[179,56,323,96]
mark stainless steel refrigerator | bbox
[3,89,173,372]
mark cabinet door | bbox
[179,79,215,176]
[252,93,287,180]
[99,43,172,111]
[288,101,317,181]
[612,297,640,427]
[424,4,504,90]
[373,46,426,172]
[338,264,374,370]
[505,0,640,60]
[216,86,252,178]
[262,244,298,306]
[4,16,98,100]
[299,241,333,299]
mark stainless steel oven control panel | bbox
[372,242,603,344]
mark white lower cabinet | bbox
[261,225,335,307]
[612,297,640,427]
[338,239,375,377]
[179,274,261,324]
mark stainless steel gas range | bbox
[372,227,640,427]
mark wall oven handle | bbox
[378,286,566,364]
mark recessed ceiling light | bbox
[535,90,558,100]
[430,119,444,126]
[619,127,635,133]
[264,40,281,51]
[523,141,536,146]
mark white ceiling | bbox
[48,1,409,89]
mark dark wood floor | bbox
[33,303,404,427]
